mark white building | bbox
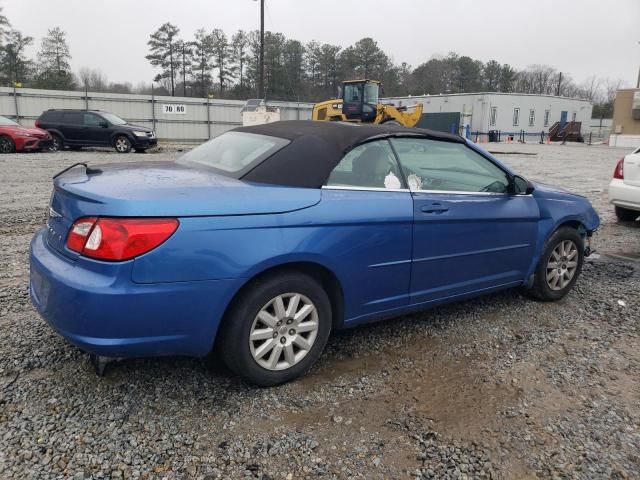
[384,92,593,141]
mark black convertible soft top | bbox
[236,120,464,188]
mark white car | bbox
[609,146,640,221]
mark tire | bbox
[114,135,132,153]
[525,227,584,301]
[615,206,639,222]
[0,135,15,153]
[217,272,332,386]
[50,134,63,152]
[381,120,402,126]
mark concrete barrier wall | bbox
[0,87,314,144]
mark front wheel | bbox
[114,135,132,153]
[525,227,584,301]
[615,206,639,222]
[49,134,63,152]
[0,135,15,153]
[217,272,332,386]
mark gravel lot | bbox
[0,142,638,480]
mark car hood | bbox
[5,125,49,137]
[52,162,321,218]
[120,124,152,133]
[532,182,582,198]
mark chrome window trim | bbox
[321,185,409,193]
[321,185,521,196]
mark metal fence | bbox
[0,86,314,144]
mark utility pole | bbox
[182,42,189,97]
[556,72,562,96]
[259,0,265,99]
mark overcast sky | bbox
[5,0,640,88]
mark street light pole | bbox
[259,0,265,99]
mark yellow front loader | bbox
[311,79,423,127]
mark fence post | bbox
[588,132,592,145]
[84,86,89,110]
[150,87,156,133]
[206,97,211,139]
[13,85,19,122]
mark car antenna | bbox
[53,162,102,179]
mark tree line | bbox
[0,9,625,117]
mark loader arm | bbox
[379,103,424,127]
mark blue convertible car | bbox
[30,121,599,385]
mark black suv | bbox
[35,110,157,153]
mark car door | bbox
[83,113,111,146]
[322,139,413,323]
[390,137,540,305]
[60,112,84,144]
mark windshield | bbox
[100,112,127,125]
[0,116,20,126]
[177,131,290,176]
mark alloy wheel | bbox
[249,293,319,371]
[115,137,130,152]
[0,137,13,153]
[546,240,578,291]
[50,137,60,151]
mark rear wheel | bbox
[615,206,639,222]
[381,120,402,126]
[0,135,15,153]
[217,272,332,386]
[525,227,584,301]
[114,135,132,153]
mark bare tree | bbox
[77,67,108,91]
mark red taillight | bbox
[613,158,624,179]
[66,217,178,261]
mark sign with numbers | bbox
[162,104,186,115]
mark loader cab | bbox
[341,80,380,122]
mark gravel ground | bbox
[0,143,638,480]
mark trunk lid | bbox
[47,162,321,258]
[623,152,640,187]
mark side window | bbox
[326,140,403,189]
[390,138,510,194]
[83,113,103,126]
[489,107,497,126]
[62,112,83,124]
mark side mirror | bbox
[511,175,535,195]
[99,121,108,128]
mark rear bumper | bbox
[29,228,243,358]
[608,179,640,211]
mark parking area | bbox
[1,143,639,479]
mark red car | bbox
[0,116,53,153]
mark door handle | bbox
[421,203,449,214]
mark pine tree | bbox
[192,29,214,97]
[1,30,33,86]
[146,23,181,96]
[37,27,74,90]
